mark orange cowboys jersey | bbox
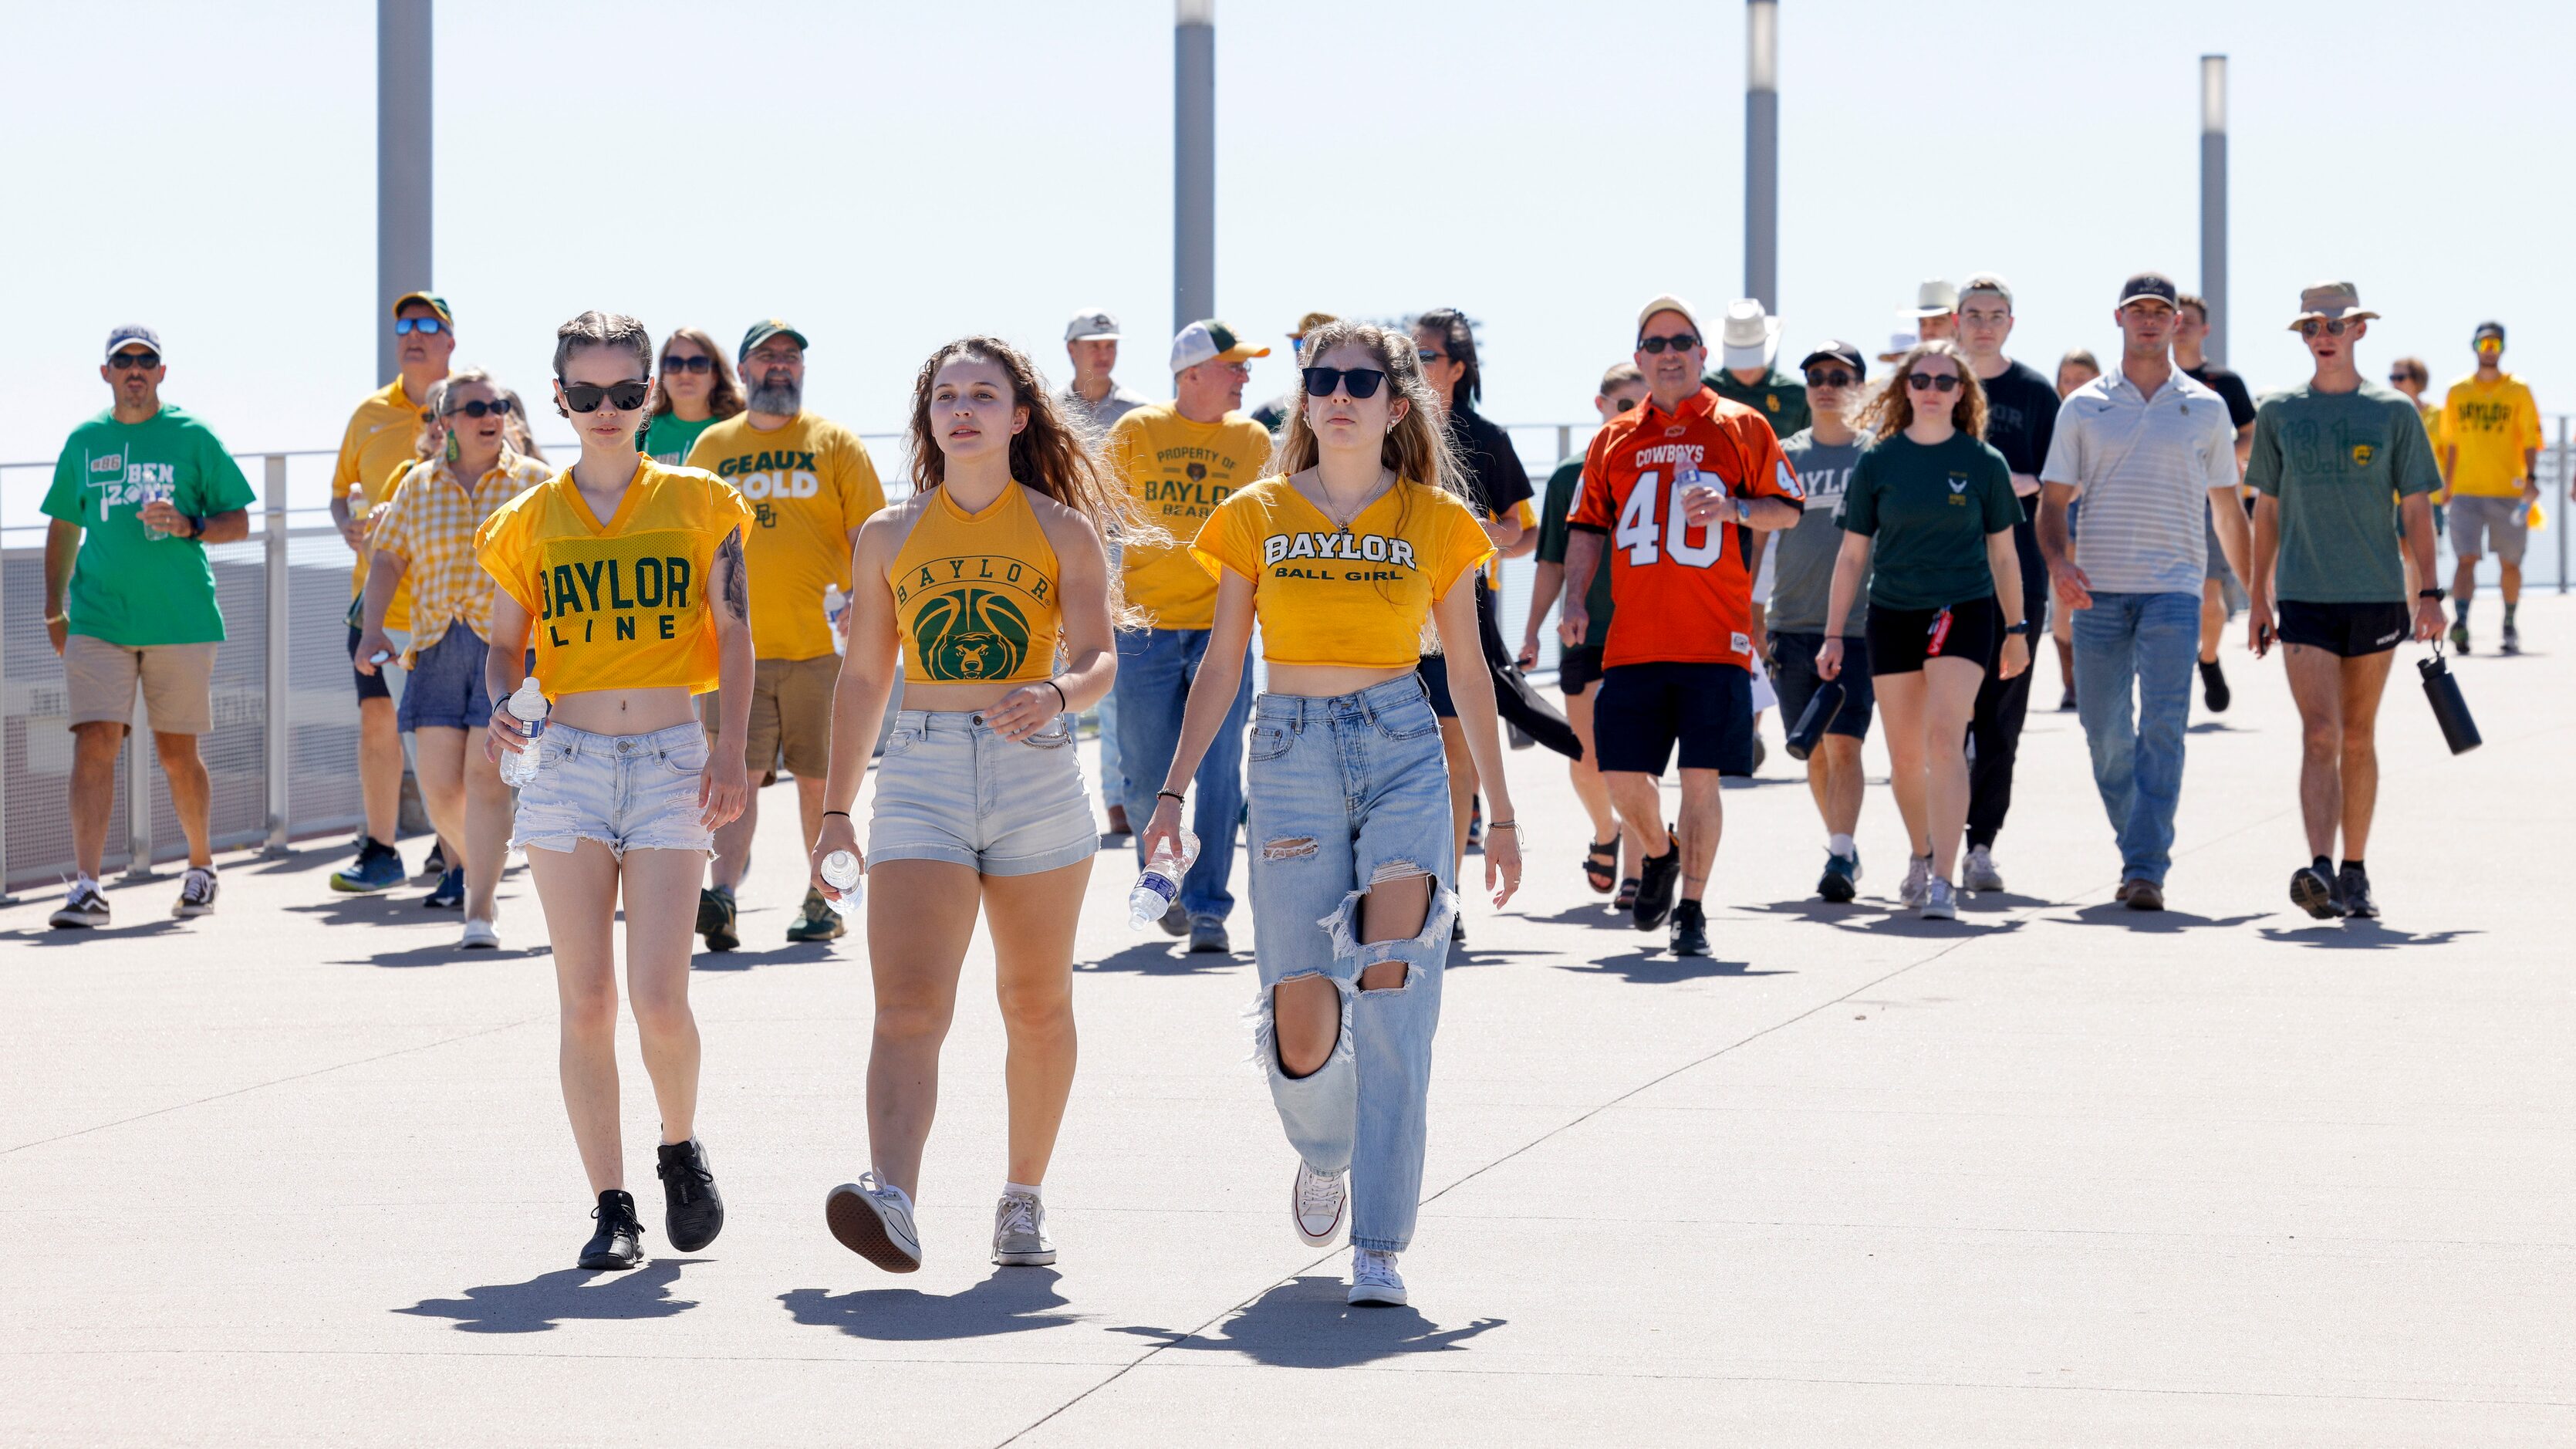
[1568,386,1801,670]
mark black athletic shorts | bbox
[1593,661,1754,776]
[1768,632,1875,740]
[347,623,393,702]
[2276,600,2408,658]
[1558,645,1606,696]
[1865,597,2002,676]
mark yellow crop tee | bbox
[1191,477,1494,669]
[888,483,1062,684]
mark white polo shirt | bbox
[2040,367,2240,596]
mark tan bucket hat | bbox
[2288,281,2379,330]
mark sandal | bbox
[1613,876,1641,912]
[1582,839,1619,894]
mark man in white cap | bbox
[1908,279,1960,343]
[1102,320,1274,953]
[1058,309,1146,834]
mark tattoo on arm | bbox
[717,529,748,623]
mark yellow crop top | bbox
[1192,477,1494,669]
[888,482,1062,684]
[474,460,755,698]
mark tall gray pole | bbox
[2200,55,2228,366]
[378,0,433,383]
[1744,0,1779,311]
[1173,0,1216,335]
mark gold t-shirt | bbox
[1192,478,1493,669]
[686,411,886,660]
[1106,403,1273,630]
[332,377,433,630]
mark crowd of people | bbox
[30,275,2546,1304]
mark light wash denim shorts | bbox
[510,721,715,858]
[868,708,1098,876]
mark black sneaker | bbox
[1668,899,1710,957]
[2200,658,2230,713]
[2289,865,2345,920]
[1632,835,1682,931]
[1818,850,1860,904]
[416,840,448,886]
[579,1189,645,1270]
[422,867,464,910]
[2335,866,2378,920]
[2500,620,2521,656]
[657,1139,725,1252]
[50,881,111,930]
[697,887,738,952]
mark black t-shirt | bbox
[1977,359,2061,477]
[2183,362,2257,432]
[1447,401,1534,521]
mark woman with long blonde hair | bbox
[1140,319,1522,1307]
[809,336,1133,1275]
[1817,339,2028,920]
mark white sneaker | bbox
[825,1172,923,1272]
[1962,846,2004,893]
[171,866,218,918]
[461,917,500,950]
[1349,1248,1407,1306]
[1899,855,1931,910]
[1922,877,1958,920]
[1292,1160,1348,1247]
[991,1190,1055,1266]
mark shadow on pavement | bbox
[2052,904,2268,934]
[332,941,552,968]
[1556,950,1784,984]
[5,920,194,947]
[394,1259,704,1333]
[778,1268,1082,1339]
[2257,921,2480,951]
[1080,941,1241,977]
[693,941,846,972]
[1112,1275,1504,1366]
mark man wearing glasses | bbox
[1057,310,1147,837]
[2436,322,2545,654]
[2035,272,2249,912]
[326,291,456,896]
[42,326,255,928]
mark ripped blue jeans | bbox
[1245,674,1456,1254]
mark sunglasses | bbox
[2389,373,2419,385]
[1804,369,1856,389]
[663,354,714,374]
[110,350,160,371]
[1638,333,1700,354]
[443,398,513,418]
[1416,349,1449,365]
[393,316,446,336]
[559,379,651,414]
[1906,371,1960,393]
[1303,366,1387,400]
[2297,319,2356,338]
[1612,397,1640,414]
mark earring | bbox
[443,430,461,463]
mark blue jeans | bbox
[1114,627,1252,922]
[1246,676,1456,1254]
[2071,591,2200,885]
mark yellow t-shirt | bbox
[332,377,434,630]
[685,411,886,660]
[888,484,1062,685]
[1192,477,1495,670]
[1106,403,1273,630]
[474,459,755,699]
[2439,373,2544,498]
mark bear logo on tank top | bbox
[912,586,1031,681]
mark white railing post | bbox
[122,693,154,880]
[2555,415,2568,596]
[264,454,292,853]
[1556,424,1572,464]
[0,522,12,904]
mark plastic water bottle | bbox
[497,677,549,788]
[822,584,850,655]
[1128,830,1200,931]
[821,849,864,917]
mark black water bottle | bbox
[2419,648,2481,755]
[1785,678,1845,762]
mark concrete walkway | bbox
[4,600,2571,1447]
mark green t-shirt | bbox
[42,406,255,646]
[643,411,721,465]
[2245,381,2440,604]
[1706,366,1811,438]
[1838,431,2022,611]
[1535,454,1614,650]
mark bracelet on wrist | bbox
[1156,789,1186,805]
[822,809,851,821]
[1044,679,1069,711]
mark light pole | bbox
[2200,54,2228,366]
[1744,0,1779,312]
[1174,0,1216,336]
[378,0,433,383]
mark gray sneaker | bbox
[1187,917,1231,954]
[1157,899,1190,937]
[991,1190,1055,1266]
[1921,877,1959,920]
[1899,855,1931,910]
[1962,846,2004,893]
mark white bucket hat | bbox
[1718,299,1781,370]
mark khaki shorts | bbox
[65,635,218,735]
[700,653,839,781]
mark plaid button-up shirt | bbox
[373,449,552,663]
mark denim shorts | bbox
[868,709,1098,876]
[510,721,714,858]
[397,626,494,731]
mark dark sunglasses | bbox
[1612,397,1640,414]
[1638,333,1700,354]
[2388,372,2419,385]
[110,350,160,371]
[393,316,445,336]
[1906,372,1961,393]
[1304,366,1387,400]
[2297,319,2355,338]
[559,379,650,413]
[663,355,714,374]
[443,398,513,418]
[1804,369,1856,389]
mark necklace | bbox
[1302,472,1389,534]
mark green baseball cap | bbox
[739,319,810,361]
[391,291,452,324]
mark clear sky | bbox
[5,0,2570,475]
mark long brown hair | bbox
[650,326,745,421]
[1855,339,1988,441]
[1270,319,1467,499]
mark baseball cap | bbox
[390,291,453,325]
[739,319,810,360]
[1907,279,1960,318]
[1797,340,1866,380]
[1291,310,1339,339]
[1718,299,1782,370]
[1959,272,2014,309]
[1170,319,1270,373]
[103,324,162,362]
[1634,294,1704,341]
[1065,309,1120,343]
[2287,281,2378,330]
[2117,272,2180,309]
[2473,320,2506,347]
